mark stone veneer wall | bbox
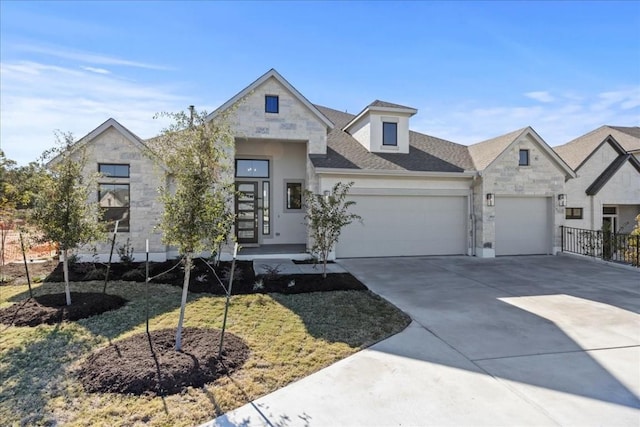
[77,127,167,262]
[474,133,566,257]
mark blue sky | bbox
[1,1,639,165]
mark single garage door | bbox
[495,197,551,256]
[336,195,467,258]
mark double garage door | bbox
[336,195,468,258]
[495,197,551,256]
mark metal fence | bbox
[560,225,639,267]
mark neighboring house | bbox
[555,126,640,234]
[66,69,576,261]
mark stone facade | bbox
[76,123,166,262]
[474,132,567,257]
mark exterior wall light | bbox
[486,193,495,207]
[558,194,567,207]
[323,190,331,203]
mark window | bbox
[235,159,269,178]
[265,95,279,113]
[602,206,617,215]
[383,122,397,146]
[565,208,583,219]
[519,149,530,166]
[285,181,303,210]
[99,184,130,231]
[262,182,270,235]
[99,163,129,178]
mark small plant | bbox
[122,267,145,281]
[195,273,208,283]
[221,265,243,284]
[67,253,80,265]
[253,279,264,291]
[83,268,106,281]
[287,279,296,288]
[117,238,135,265]
[261,264,281,280]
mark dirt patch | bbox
[78,327,249,396]
[0,259,58,284]
[0,292,127,327]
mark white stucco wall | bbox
[349,116,372,151]
[564,141,640,232]
[235,139,307,245]
[475,133,566,257]
[369,112,411,154]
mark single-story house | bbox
[554,126,640,233]
[67,69,577,261]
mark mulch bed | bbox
[0,292,127,327]
[78,327,249,396]
[43,258,368,295]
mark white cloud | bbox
[524,91,555,103]
[82,66,110,74]
[414,87,640,147]
[0,60,191,165]
[13,43,172,71]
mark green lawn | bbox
[0,279,410,426]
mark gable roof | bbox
[311,106,475,173]
[205,68,334,129]
[47,118,164,169]
[343,100,417,133]
[585,153,640,195]
[467,127,576,178]
[555,125,640,169]
[468,128,527,171]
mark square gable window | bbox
[265,95,279,113]
[519,149,530,166]
[383,122,397,146]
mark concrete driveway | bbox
[207,255,640,427]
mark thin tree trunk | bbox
[175,254,192,351]
[63,248,71,306]
[19,232,33,298]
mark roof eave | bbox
[314,167,476,179]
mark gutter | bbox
[314,168,477,179]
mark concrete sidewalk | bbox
[204,255,640,427]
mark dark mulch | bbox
[78,327,249,396]
[0,292,127,327]
[44,258,368,295]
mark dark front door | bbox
[235,182,258,244]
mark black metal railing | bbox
[561,226,639,267]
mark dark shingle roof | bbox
[311,105,474,172]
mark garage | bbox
[495,197,551,256]
[335,195,468,258]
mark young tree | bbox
[303,182,362,278]
[152,108,235,351]
[32,132,105,305]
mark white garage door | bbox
[495,197,550,256]
[336,195,468,258]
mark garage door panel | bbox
[495,197,550,256]
[336,195,467,258]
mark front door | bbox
[235,182,258,244]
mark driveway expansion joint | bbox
[471,344,640,362]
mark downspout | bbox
[470,173,478,257]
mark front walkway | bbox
[205,255,640,427]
